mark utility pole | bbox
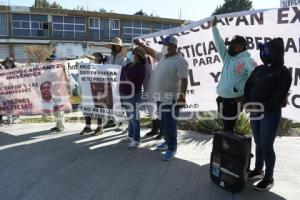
[179,7,182,19]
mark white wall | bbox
[54,43,85,59]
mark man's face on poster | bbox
[90,82,113,109]
[40,82,52,102]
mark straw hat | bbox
[105,37,124,48]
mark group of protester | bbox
[210,16,292,191]
[0,15,292,191]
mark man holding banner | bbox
[135,35,188,160]
[212,16,257,132]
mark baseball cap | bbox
[158,35,178,46]
[225,35,247,47]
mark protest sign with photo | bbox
[0,63,72,115]
[79,63,125,121]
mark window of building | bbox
[111,19,120,30]
[12,13,49,37]
[153,22,162,32]
[101,19,110,41]
[0,13,8,36]
[122,20,152,42]
[90,18,99,29]
[52,15,86,39]
[162,23,171,30]
[88,17,120,41]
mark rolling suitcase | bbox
[210,132,252,193]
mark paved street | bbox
[0,123,299,200]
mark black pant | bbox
[85,117,102,127]
[216,96,242,132]
[151,119,164,133]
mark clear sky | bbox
[0,0,280,21]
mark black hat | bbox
[225,35,247,47]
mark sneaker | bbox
[50,127,64,133]
[114,122,123,132]
[80,127,93,135]
[91,127,104,136]
[248,169,264,180]
[145,130,159,137]
[254,178,274,191]
[103,120,116,129]
[154,133,163,140]
[162,150,176,161]
[50,127,59,132]
[128,140,140,149]
[57,127,65,132]
[156,142,168,151]
[120,137,133,143]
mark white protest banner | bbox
[79,63,125,120]
[0,63,72,115]
[63,58,90,105]
[136,6,300,122]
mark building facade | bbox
[0,5,184,62]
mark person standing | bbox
[244,38,292,191]
[105,37,129,132]
[45,56,65,133]
[80,52,106,136]
[141,46,164,140]
[211,16,257,132]
[135,36,188,160]
[106,37,128,66]
[0,57,17,125]
[119,47,145,149]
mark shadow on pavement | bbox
[0,131,287,200]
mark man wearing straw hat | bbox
[106,37,128,66]
[105,37,129,132]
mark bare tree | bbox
[24,45,51,63]
[74,5,86,11]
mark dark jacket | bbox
[244,38,292,112]
[119,62,145,96]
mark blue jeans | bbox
[250,111,281,179]
[157,101,179,151]
[123,93,141,142]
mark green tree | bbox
[213,0,252,15]
[33,0,63,9]
[33,0,50,8]
[50,2,63,9]
[134,9,147,16]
